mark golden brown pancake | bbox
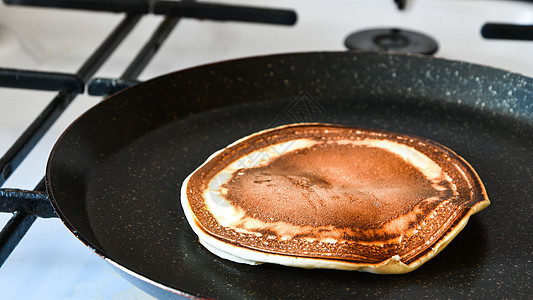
[181,123,489,274]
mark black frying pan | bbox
[46,52,533,299]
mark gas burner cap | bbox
[344,28,438,55]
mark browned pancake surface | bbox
[185,124,488,266]
[225,144,449,230]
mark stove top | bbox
[1,0,533,299]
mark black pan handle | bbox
[0,189,56,218]
[87,78,141,96]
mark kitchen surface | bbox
[1,0,533,298]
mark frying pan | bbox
[46,52,533,299]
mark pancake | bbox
[180,123,489,274]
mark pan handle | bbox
[87,78,141,97]
[0,189,56,218]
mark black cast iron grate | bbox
[0,0,297,267]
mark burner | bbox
[344,28,438,55]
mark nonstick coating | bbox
[47,52,533,299]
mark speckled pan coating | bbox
[47,52,533,299]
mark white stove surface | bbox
[1,0,533,298]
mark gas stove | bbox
[1,0,533,298]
